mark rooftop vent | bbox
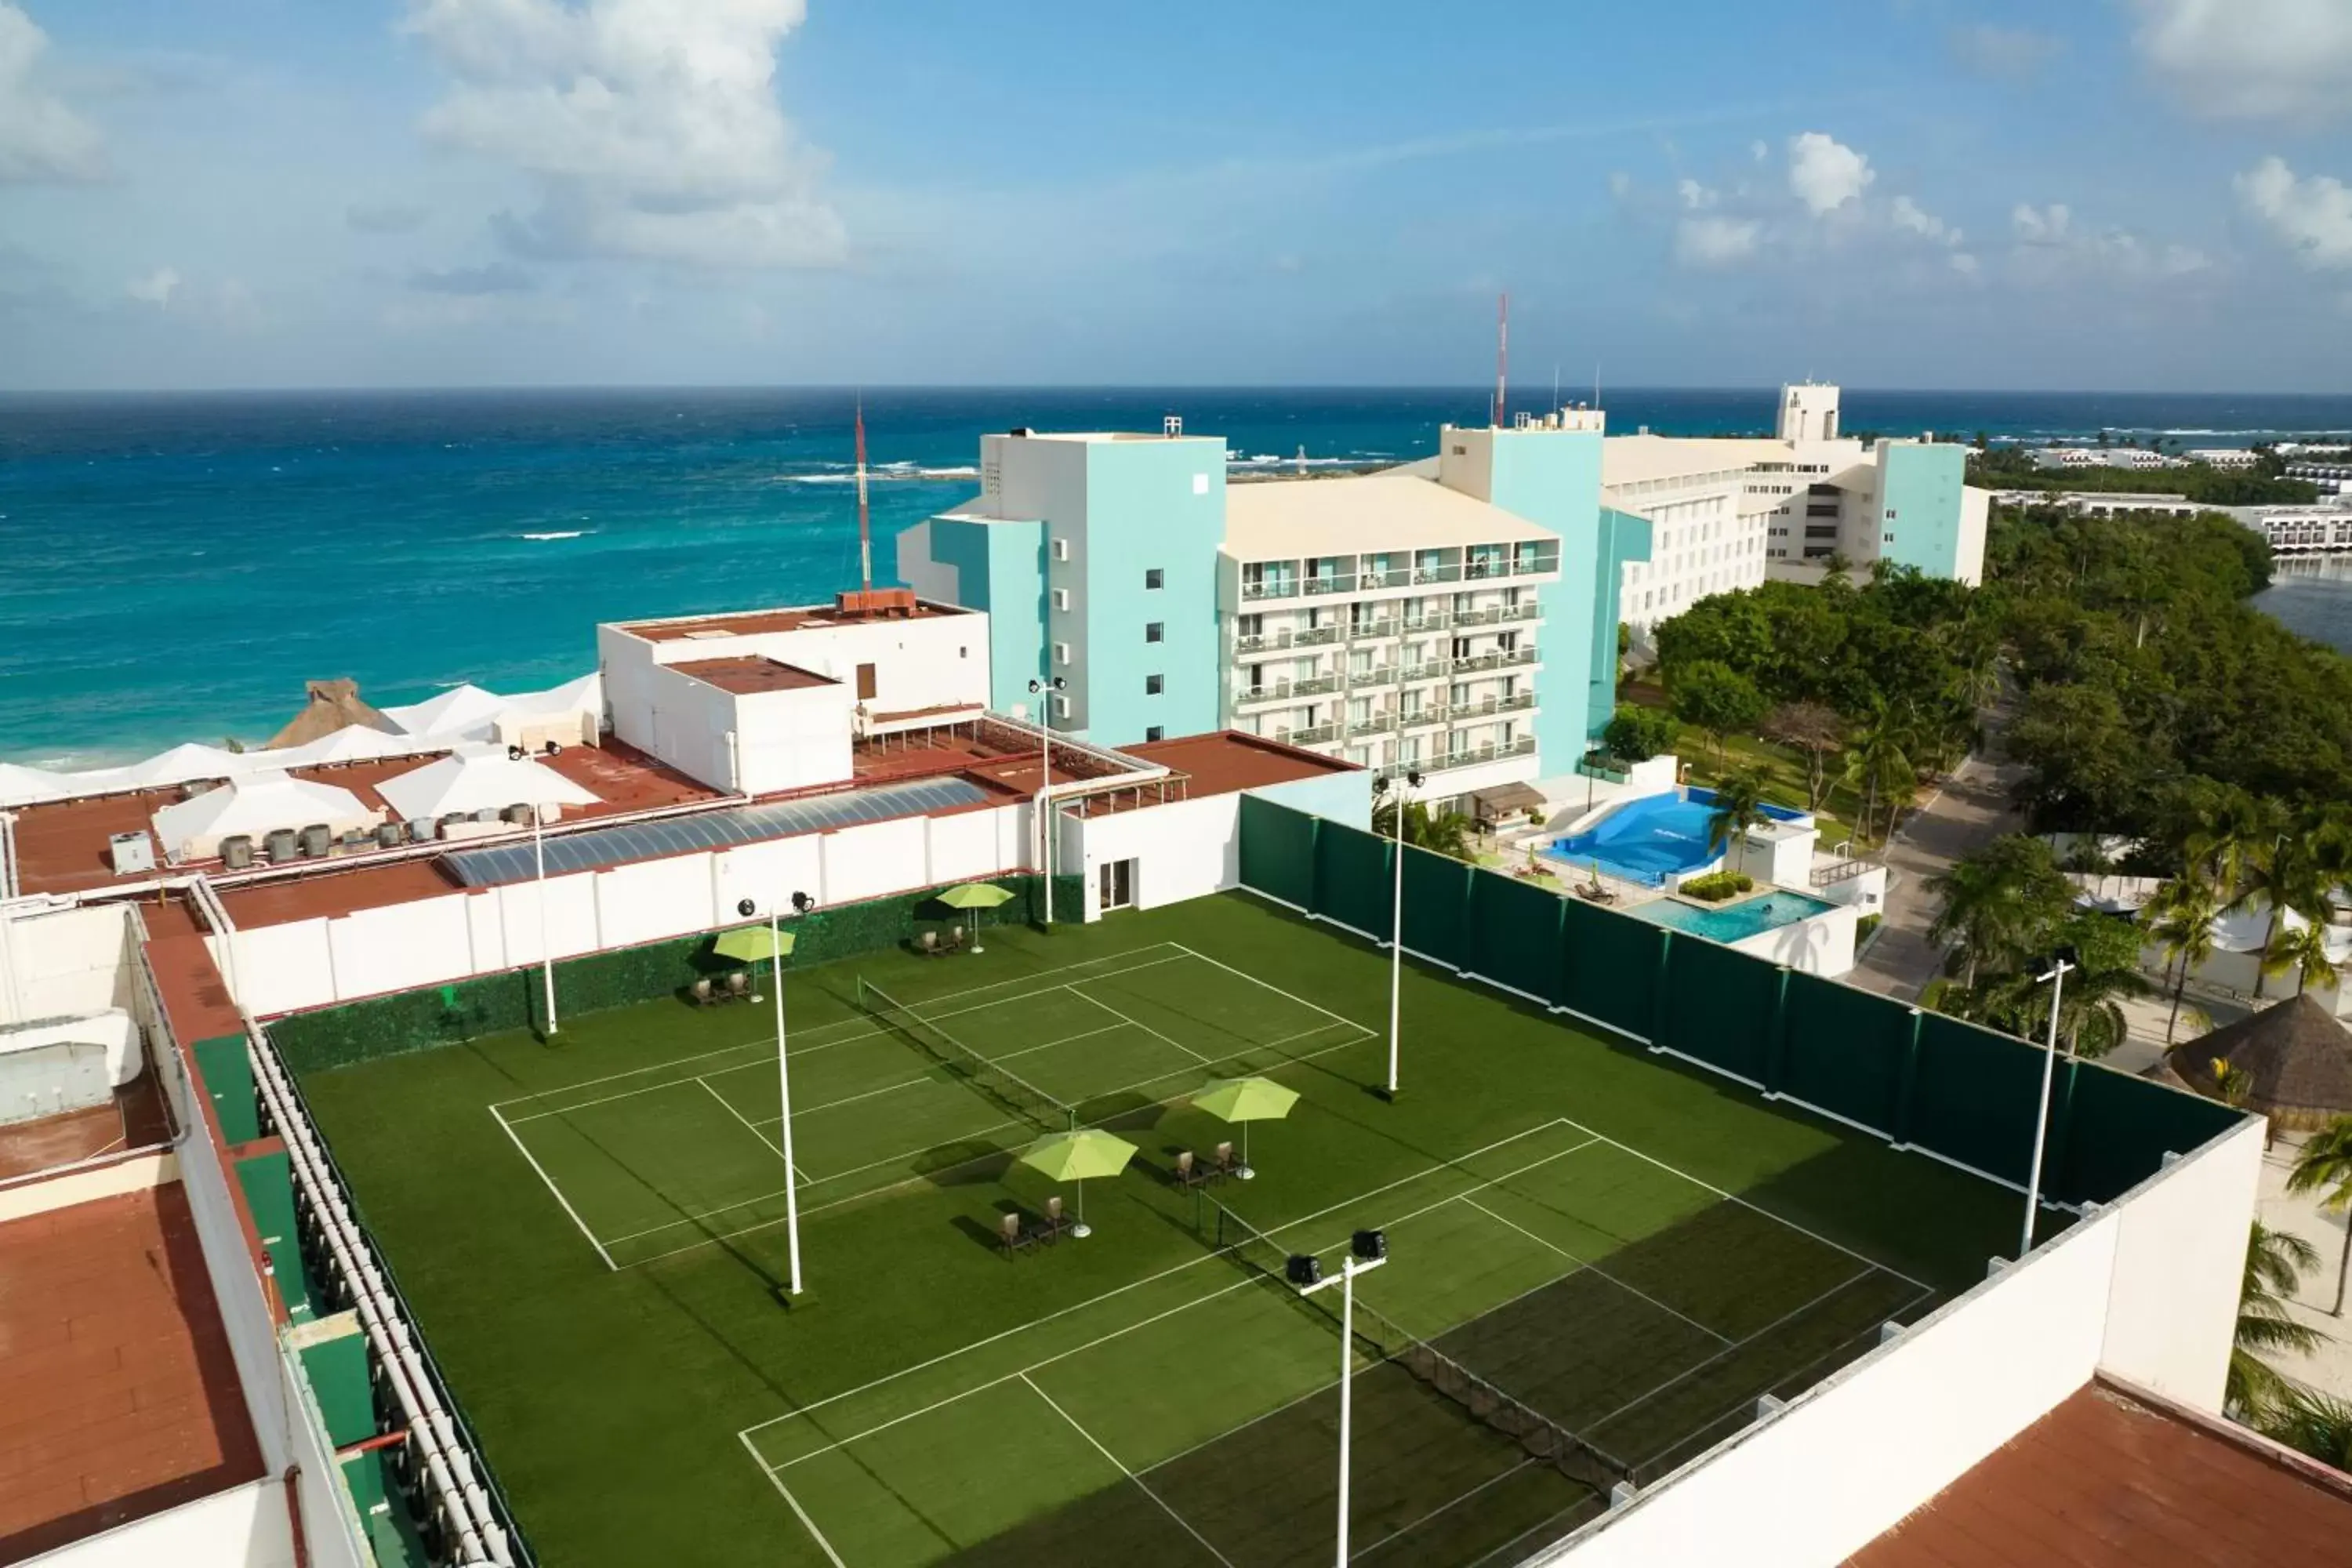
[837,587,919,618]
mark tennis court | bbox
[291,893,2015,1568]
[488,942,1378,1267]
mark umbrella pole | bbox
[1239,1121,1254,1181]
[1073,1178,1091,1240]
[972,906,985,956]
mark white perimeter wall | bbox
[0,902,136,1026]
[219,804,1036,1016]
[28,1478,296,1568]
[1537,1115,2263,1567]
[1730,902,1859,980]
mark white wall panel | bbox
[0,902,133,1024]
[715,836,825,919]
[223,919,336,1017]
[1070,795,1241,919]
[464,891,506,977]
[497,873,602,967]
[328,896,475,1000]
[596,853,717,949]
[2100,1118,2265,1411]
[925,811,1002,886]
[822,818,928,905]
[30,1478,296,1568]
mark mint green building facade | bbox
[1875,442,1973,580]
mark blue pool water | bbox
[1546,787,1807,887]
[1635,891,1837,943]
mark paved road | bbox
[1845,738,2031,1003]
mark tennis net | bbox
[1207,1196,1630,1495]
[855,976,1076,1133]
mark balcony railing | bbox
[1301,575,1349,596]
[1240,579,1298,602]
[1242,552,1559,603]
[1345,618,1403,641]
[1235,624,1341,655]
[1347,665,1399,689]
[1235,673,1343,706]
[1282,724,1341,746]
[1373,735,1537,783]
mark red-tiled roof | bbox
[619,601,971,641]
[671,657,838,695]
[1847,1378,2352,1566]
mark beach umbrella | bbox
[1016,1128,1137,1238]
[934,881,1016,952]
[713,926,795,991]
[1192,1076,1299,1180]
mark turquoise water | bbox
[1635,890,1836,942]
[7,386,2351,768]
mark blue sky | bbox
[1,0,2348,390]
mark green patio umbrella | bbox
[934,881,1016,953]
[1016,1127,1137,1238]
[1192,1077,1298,1181]
[713,926,794,996]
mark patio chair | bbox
[1214,1142,1237,1181]
[916,929,942,957]
[1043,1195,1066,1243]
[1174,1150,1197,1187]
[999,1210,1026,1258]
[688,976,715,1007]
[724,970,751,1002]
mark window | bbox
[1145,622,1164,644]
[1052,587,1071,611]
[1145,568,1164,590]
[1145,674,1163,695]
[1053,694,1072,719]
[1145,725,1164,742]
[1886,508,1898,520]
[1052,538,1070,561]
[1054,641,1072,665]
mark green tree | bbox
[1601,703,1676,764]
[1704,768,1772,869]
[2288,1118,2352,1317]
[2267,919,2343,1000]
[1373,798,1475,865]
[1669,661,1766,762]
[1762,700,1844,811]
[2232,1221,2325,1421]
[1927,836,2073,990]
[1839,701,1916,845]
[2142,876,2223,1045]
[2265,1387,2352,1468]
[2239,833,2328,1000]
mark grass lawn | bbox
[292,892,2019,1568]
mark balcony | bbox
[1235,672,1343,706]
[1240,579,1299,602]
[1447,647,1541,676]
[1281,724,1341,746]
[1301,575,1352,597]
[1235,624,1342,655]
[1348,715,1396,739]
[1345,617,1402,641]
[1347,664,1399,690]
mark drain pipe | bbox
[186,877,509,1565]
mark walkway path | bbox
[1845,733,2031,1004]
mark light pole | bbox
[1371,770,1422,1101]
[749,890,816,1296]
[2020,948,2075,1259]
[1028,677,1068,927]
[532,808,557,1037]
[1290,1231,1389,1567]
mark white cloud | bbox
[2132,0,2352,124]
[1947,24,2063,82]
[404,0,844,268]
[2237,156,2352,269]
[0,2,105,183]
[1675,214,1761,267]
[1949,252,1981,278]
[1787,132,1873,216]
[1891,195,1959,246]
[1676,178,1717,211]
[2011,203,2212,279]
[125,267,179,307]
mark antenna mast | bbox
[1493,293,1508,427]
[855,395,873,596]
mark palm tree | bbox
[2232,1221,2325,1421]
[1840,702,1916,848]
[2185,789,2283,902]
[2212,1058,2255,1109]
[2288,1118,2352,1317]
[1704,768,1771,875]
[1372,798,1476,865]
[2143,876,2223,1045]
[2267,918,2343,1000]
[1927,836,2069,991]
[2239,834,2328,1000]
[2265,1386,2352,1468]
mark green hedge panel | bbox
[1399,847,1473,971]
[1467,870,1566,1004]
[2056,1062,2241,1207]
[1907,1013,2045,1185]
[272,875,1076,1074]
[1781,972,1907,1133]
[1238,793,1316,909]
[1661,938,1779,1083]
[1313,820,1393,938]
[1558,895,1664,1040]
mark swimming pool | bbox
[1634,890,1837,942]
[1544,787,1808,887]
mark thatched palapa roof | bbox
[2166,993,2352,1127]
[266,679,399,749]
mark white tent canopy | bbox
[0,763,78,808]
[150,771,379,864]
[380,684,508,739]
[271,724,416,768]
[124,742,252,789]
[377,748,601,825]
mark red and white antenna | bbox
[854,394,873,597]
[1493,292,1509,428]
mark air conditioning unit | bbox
[221,835,254,870]
[109,831,156,876]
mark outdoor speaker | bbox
[737,898,756,917]
[1352,1229,1388,1262]
[1285,1254,1323,1289]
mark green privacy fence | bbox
[1237,796,2241,1210]
[270,873,1082,1075]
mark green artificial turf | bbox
[293,891,2021,1568]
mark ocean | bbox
[5,385,2352,769]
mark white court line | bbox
[1174,941,1367,1032]
[487,1102,618,1272]
[740,1119,1580,1444]
[1458,1197,1732,1347]
[735,1022,1138,1134]
[696,1076,800,1176]
[740,1429,848,1568]
[492,947,1193,1118]
[1581,1267,1879,1436]
[1353,1457,1539,1564]
[1019,1373,1236,1568]
[1068,982,1216,1066]
[1561,1118,1935,1294]
[752,1127,1602,1465]
[619,1024,1389,1264]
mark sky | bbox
[0,0,2349,392]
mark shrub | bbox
[1857,913,1883,943]
[1602,703,1676,764]
[1678,871,1754,902]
